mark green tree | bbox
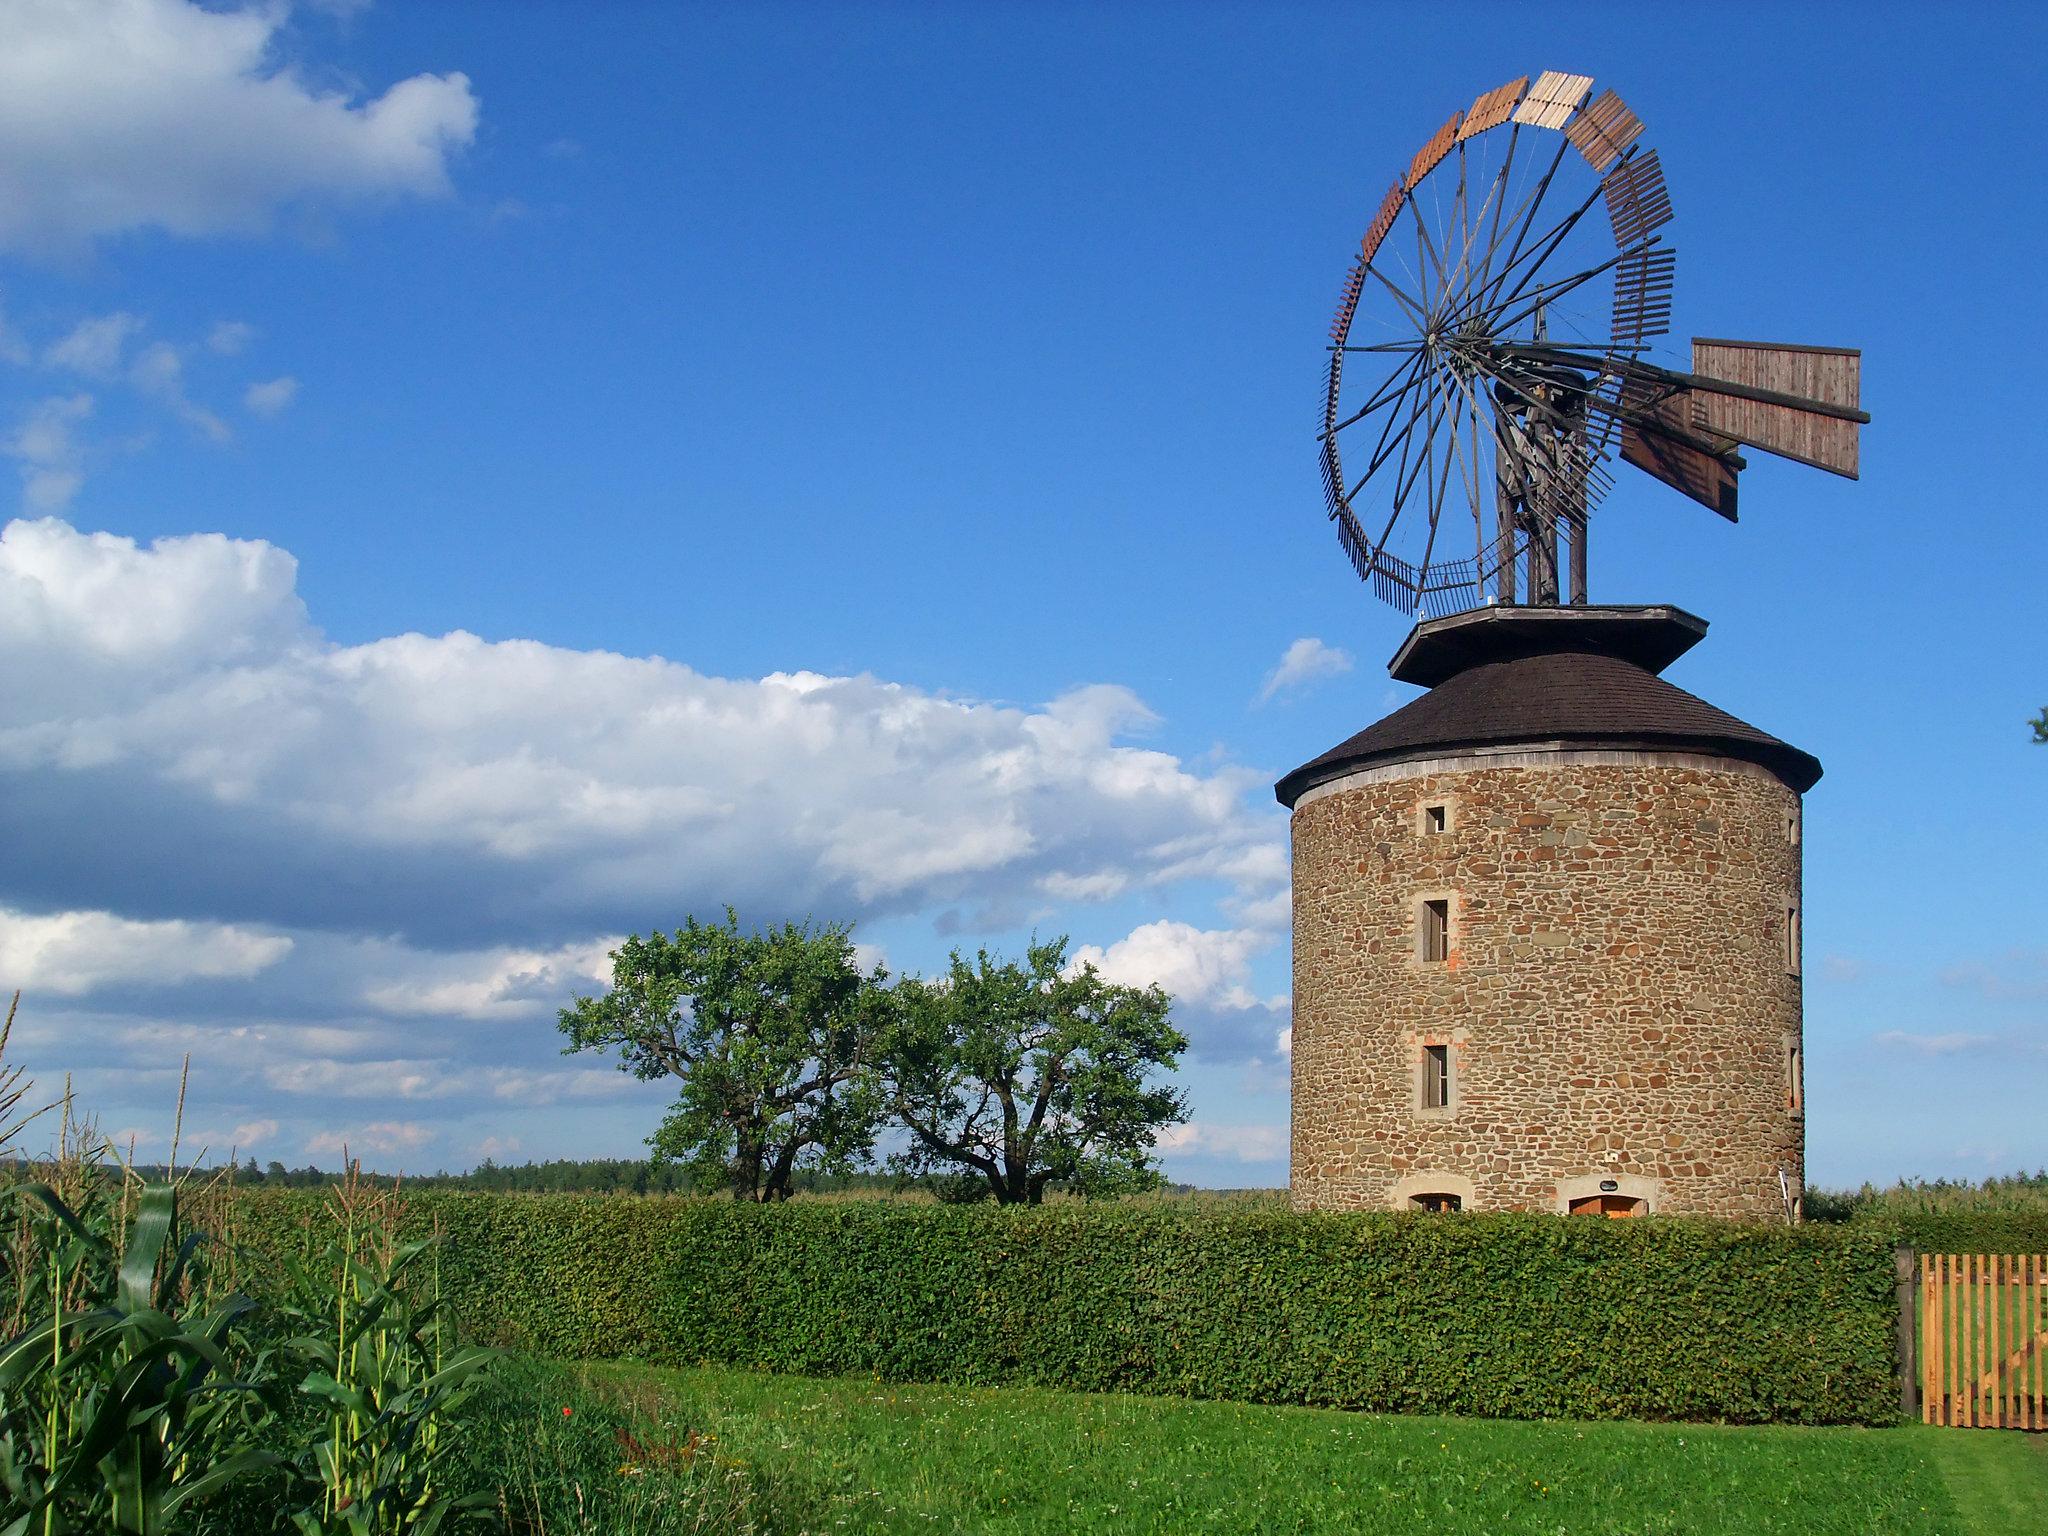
[558,910,890,1201]
[884,938,1188,1204]
[2031,706,2046,744]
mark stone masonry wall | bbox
[1290,749,1804,1219]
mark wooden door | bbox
[1568,1194,1646,1218]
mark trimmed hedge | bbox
[1852,1210,2048,1256]
[220,1193,1900,1425]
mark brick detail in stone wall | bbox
[1290,753,1803,1220]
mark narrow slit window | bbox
[1787,1044,1802,1113]
[1785,904,1800,974]
[1421,899,1449,963]
[1423,1043,1450,1110]
[1424,803,1447,834]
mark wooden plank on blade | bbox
[1406,112,1464,190]
[1513,70,1593,129]
[1458,76,1528,140]
[1690,339,1862,477]
[1622,408,1739,521]
[1567,89,1644,171]
[1360,182,1404,263]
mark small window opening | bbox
[1411,1192,1461,1213]
[1421,899,1449,963]
[1568,1194,1647,1218]
[1423,803,1447,834]
[1785,904,1801,974]
[1784,810,1800,846]
[1786,1044,1802,1114]
[1422,1043,1450,1110]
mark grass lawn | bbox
[579,1360,2047,1535]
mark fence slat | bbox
[2023,1253,2039,1441]
[1992,1253,2005,1428]
[1963,1254,1977,1428]
[1920,1255,1935,1423]
[1933,1253,1949,1425]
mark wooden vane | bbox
[1316,69,1870,617]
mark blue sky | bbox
[1,1,2040,1188]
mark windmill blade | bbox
[1458,76,1528,140]
[1406,111,1464,190]
[1567,90,1644,172]
[1513,71,1592,129]
[1618,389,1742,521]
[1689,339,1862,477]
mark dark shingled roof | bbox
[1274,647,1821,807]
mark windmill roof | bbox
[1274,636,1821,808]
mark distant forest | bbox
[77,1156,1247,1199]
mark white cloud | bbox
[0,516,1280,945]
[243,375,298,417]
[1257,637,1352,703]
[0,515,306,674]
[1939,951,2048,1002]
[1872,1030,1997,1056]
[0,298,29,365]
[1070,920,1282,1014]
[45,313,143,378]
[1156,1120,1286,1163]
[1275,1025,1292,1056]
[306,1120,433,1160]
[130,340,230,442]
[474,1134,521,1159]
[6,395,93,512]
[0,0,480,254]
[0,904,291,994]
[206,320,256,356]
[362,937,617,1020]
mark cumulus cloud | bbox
[1156,1120,1286,1163]
[0,298,29,365]
[130,340,230,441]
[45,313,144,378]
[1939,951,2048,1002]
[243,375,298,417]
[0,0,479,254]
[6,395,93,511]
[1069,919,1286,1061]
[0,516,1280,947]
[474,1134,521,1159]
[1872,1030,1998,1056]
[306,1121,433,1159]
[1257,637,1352,703]
[361,938,617,1020]
[0,904,291,994]
[1070,919,1282,1014]
[207,320,256,356]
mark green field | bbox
[564,1360,2047,1536]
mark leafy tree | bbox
[558,910,890,1201]
[883,938,1188,1204]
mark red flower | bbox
[562,1406,573,1418]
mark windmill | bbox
[1319,70,1868,617]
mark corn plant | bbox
[274,1164,497,1534]
[0,1173,279,1535]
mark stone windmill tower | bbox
[1288,71,1865,1219]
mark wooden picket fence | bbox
[1919,1253,2048,1429]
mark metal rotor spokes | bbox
[1319,71,1868,619]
